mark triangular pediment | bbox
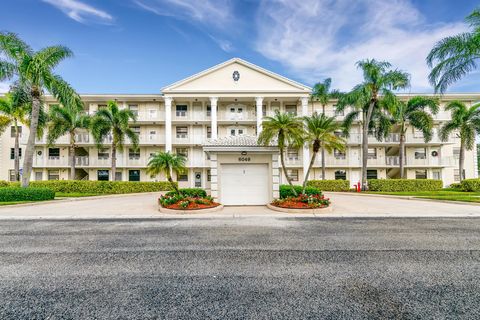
[162,58,311,94]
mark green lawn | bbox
[366,189,480,203]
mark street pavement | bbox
[1,217,480,319]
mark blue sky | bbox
[0,0,478,94]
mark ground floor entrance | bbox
[221,164,270,205]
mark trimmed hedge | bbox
[165,188,207,197]
[307,180,351,192]
[0,187,55,202]
[279,185,322,199]
[460,179,480,192]
[367,179,443,192]
[1,180,174,194]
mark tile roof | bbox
[203,135,277,147]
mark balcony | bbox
[136,110,163,122]
[218,110,256,122]
[368,133,400,144]
[33,157,68,167]
[75,156,89,166]
[285,157,302,166]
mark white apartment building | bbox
[0,58,478,205]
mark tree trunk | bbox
[69,131,76,180]
[13,120,20,182]
[280,147,297,196]
[459,139,465,182]
[399,132,405,179]
[21,90,41,188]
[321,148,326,180]
[111,142,116,181]
[166,169,178,194]
[361,101,376,189]
[302,150,317,193]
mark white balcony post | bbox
[301,97,310,179]
[210,97,218,140]
[164,96,172,152]
[255,97,264,136]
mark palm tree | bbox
[147,151,186,193]
[439,101,480,182]
[302,113,346,192]
[0,91,28,181]
[336,59,410,188]
[0,32,79,187]
[310,78,342,179]
[258,110,304,196]
[390,96,439,178]
[47,102,90,180]
[427,9,480,93]
[91,101,139,181]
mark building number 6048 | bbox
[238,157,251,162]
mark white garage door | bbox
[220,164,270,205]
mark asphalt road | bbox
[1,217,480,319]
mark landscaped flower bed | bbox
[158,188,220,210]
[271,193,330,209]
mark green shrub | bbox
[279,185,322,199]
[460,179,480,192]
[0,187,55,202]
[0,180,174,194]
[166,188,207,198]
[448,182,462,190]
[367,179,443,192]
[306,180,350,192]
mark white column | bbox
[256,97,264,135]
[164,96,172,152]
[301,97,310,180]
[210,97,218,139]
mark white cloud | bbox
[42,0,113,24]
[0,82,10,93]
[134,0,235,51]
[134,0,233,27]
[255,0,468,91]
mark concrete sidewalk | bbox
[0,192,480,219]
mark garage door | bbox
[220,164,270,205]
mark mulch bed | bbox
[163,199,221,210]
[270,201,329,209]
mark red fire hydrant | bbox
[356,182,361,192]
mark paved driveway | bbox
[1,217,480,319]
[0,192,479,219]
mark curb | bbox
[266,203,333,214]
[325,192,480,207]
[158,204,224,214]
[0,191,167,209]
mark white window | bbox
[229,127,245,136]
[285,105,297,116]
[207,126,211,139]
[115,172,122,181]
[453,147,460,159]
[454,169,460,181]
[432,170,441,180]
[287,169,298,181]
[413,129,424,138]
[415,170,427,179]
[335,170,346,180]
[98,148,109,160]
[10,148,22,160]
[48,170,60,181]
[48,148,60,160]
[176,148,188,158]
[207,169,211,182]
[35,172,43,181]
[206,106,211,117]
[414,148,426,159]
[131,126,141,135]
[9,170,16,182]
[287,148,299,160]
[10,126,22,138]
[177,173,188,181]
[367,169,378,180]
[148,130,156,141]
[128,105,138,117]
[334,149,346,159]
[176,127,188,139]
[367,148,377,160]
[129,148,140,160]
[176,105,187,117]
[148,109,157,119]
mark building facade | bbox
[0,58,478,204]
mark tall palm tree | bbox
[0,32,79,187]
[0,91,28,181]
[47,102,90,180]
[336,59,410,188]
[427,8,480,93]
[91,101,139,181]
[310,78,342,179]
[147,151,186,194]
[258,110,304,196]
[302,113,346,192]
[390,96,439,178]
[439,101,480,182]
